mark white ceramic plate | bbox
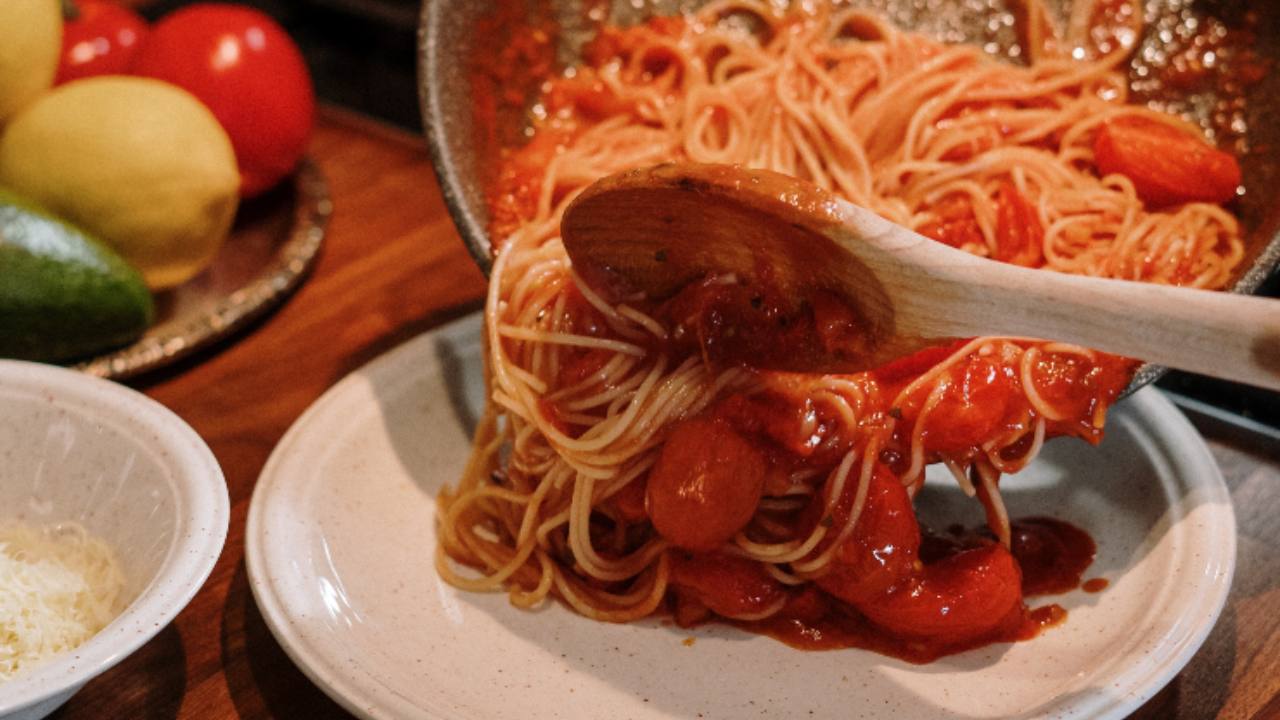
[246,314,1235,720]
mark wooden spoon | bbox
[560,163,1280,390]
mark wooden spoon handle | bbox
[820,197,1280,390]
[918,260,1280,391]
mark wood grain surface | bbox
[47,108,1279,720]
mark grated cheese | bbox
[0,521,125,682]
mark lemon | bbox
[0,77,239,290]
[0,0,61,122]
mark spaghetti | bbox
[437,0,1245,660]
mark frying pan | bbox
[418,0,1280,392]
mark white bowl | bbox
[0,360,229,720]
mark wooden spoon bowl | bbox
[561,163,1280,389]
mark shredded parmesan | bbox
[0,522,125,682]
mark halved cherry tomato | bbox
[557,347,613,388]
[917,194,983,249]
[855,542,1023,643]
[1025,350,1132,432]
[777,585,831,624]
[647,415,766,551]
[132,4,315,197]
[1026,351,1097,420]
[815,464,921,605]
[669,552,787,620]
[1094,116,1241,207]
[994,181,1044,267]
[55,0,149,85]
[490,125,574,240]
[872,339,969,385]
[922,356,1016,454]
[716,393,827,458]
[537,398,573,436]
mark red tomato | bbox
[669,552,787,620]
[1094,116,1241,207]
[855,542,1023,643]
[922,356,1016,454]
[872,339,969,385]
[132,4,315,197]
[717,393,820,458]
[55,1,149,85]
[1025,350,1134,428]
[556,347,612,388]
[994,181,1044,267]
[815,465,921,605]
[917,194,983,249]
[646,416,766,551]
[777,585,830,624]
[491,125,574,239]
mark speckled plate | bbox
[245,313,1235,720]
[73,159,330,381]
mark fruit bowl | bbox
[72,158,330,380]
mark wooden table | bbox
[50,108,1280,720]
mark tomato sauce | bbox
[1082,578,1110,593]
[746,597,1065,663]
[658,276,872,372]
[1008,517,1097,596]
[469,2,562,243]
[727,517,1094,663]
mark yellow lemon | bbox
[0,0,61,122]
[0,77,239,290]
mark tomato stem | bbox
[61,0,80,21]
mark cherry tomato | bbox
[917,193,983,250]
[815,464,921,605]
[855,542,1023,643]
[55,0,149,85]
[646,415,765,551]
[716,393,822,458]
[132,4,315,197]
[872,339,968,385]
[669,552,787,620]
[1094,116,1241,207]
[994,181,1044,267]
[922,356,1016,454]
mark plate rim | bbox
[246,328,451,720]
[245,314,1236,720]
